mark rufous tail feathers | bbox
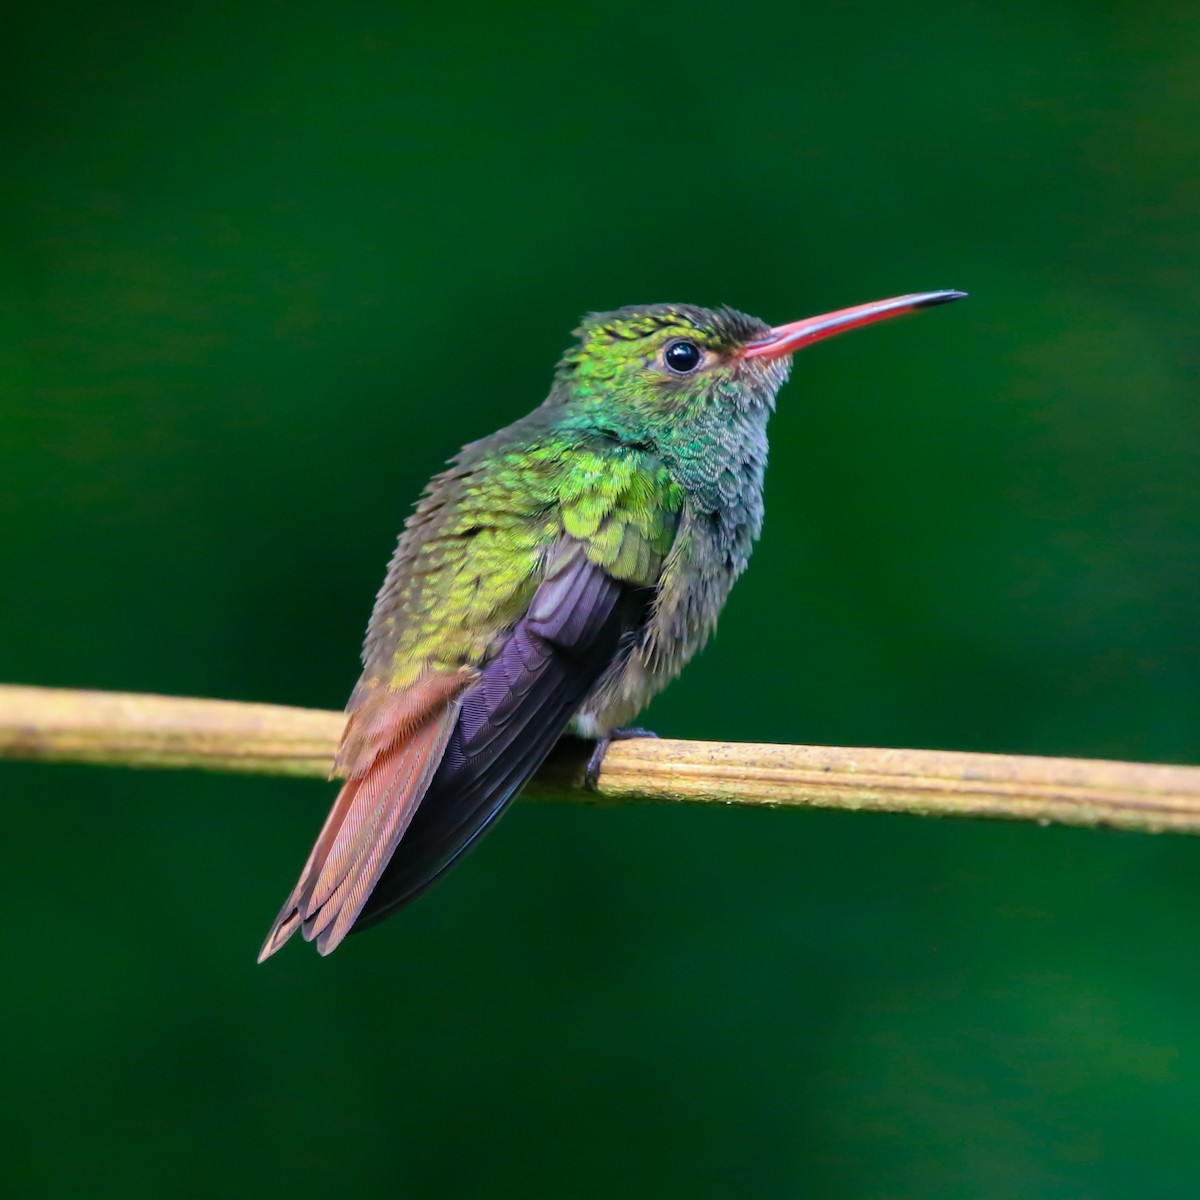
[257,670,472,961]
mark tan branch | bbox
[2,684,1199,835]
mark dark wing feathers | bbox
[352,541,650,930]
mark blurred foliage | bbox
[2,2,1199,1197]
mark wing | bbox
[351,539,650,930]
[258,434,683,958]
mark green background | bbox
[3,2,1199,1196]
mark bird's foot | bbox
[584,727,659,792]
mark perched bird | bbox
[259,290,965,960]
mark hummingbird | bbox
[258,289,965,960]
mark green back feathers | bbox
[558,447,683,582]
[367,433,682,689]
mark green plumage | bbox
[360,433,685,692]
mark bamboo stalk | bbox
[2,684,1199,835]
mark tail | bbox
[258,670,471,961]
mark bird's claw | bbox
[584,727,659,791]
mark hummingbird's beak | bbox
[742,290,967,360]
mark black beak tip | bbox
[915,290,969,308]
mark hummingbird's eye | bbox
[663,339,704,374]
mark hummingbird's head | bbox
[553,292,966,429]
[555,303,782,418]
